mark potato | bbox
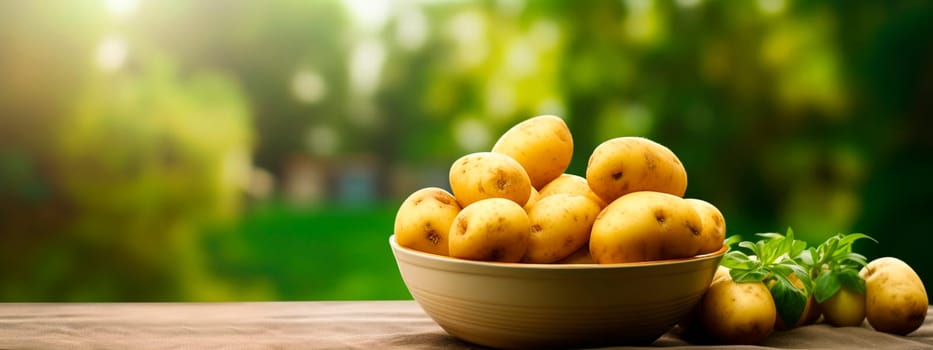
[538,173,608,209]
[819,286,865,327]
[586,137,688,203]
[555,246,595,264]
[523,186,540,211]
[448,198,531,262]
[394,187,462,256]
[711,265,731,284]
[449,152,532,207]
[685,198,726,255]
[522,194,602,263]
[492,115,573,189]
[860,257,928,335]
[700,275,776,345]
[589,191,702,263]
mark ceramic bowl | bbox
[389,235,727,349]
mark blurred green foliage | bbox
[1,0,931,301]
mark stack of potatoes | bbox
[394,115,726,264]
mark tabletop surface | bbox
[1,301,931,349]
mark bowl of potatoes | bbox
[391,236,727,348]
[391,115,730,348]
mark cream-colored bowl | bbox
[389,235,726,349]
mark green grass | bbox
[203,200,412,301]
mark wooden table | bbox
[1,301,931,349]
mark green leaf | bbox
[731,268,769,283]
[814,271,842,303]
[738,241,758,255]
[837,269,866,294]
[771,264,793,277]
[790,240,808,259]
[756,232,784,240]
[824,238,839,258]
[721,251,757,270]
[798,249,814,267]
[839,233,877,246]
[756,240,770,262]
[770,273,807,327]
[724,235,742,247]
[842,252,868,267]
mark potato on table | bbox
[394,187,462,256]
[492,115,573,190]
[448,198,531,262]
[522,194,602,263]
[586,137,687,203]
[449,152,532,207]
[700,274,776,345]
[590,191,702,263]
[860,257,928,335]
[819,286,865,327]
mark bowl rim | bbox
[389,235,728,270]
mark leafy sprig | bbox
[720,228,812,327]
[799,233,876,303]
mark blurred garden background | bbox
[1,0,932,301]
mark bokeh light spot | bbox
[349,39,386,96]
[96,34,128,72]
[291,69,327,104]
[453,117,491,152]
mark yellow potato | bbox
[586,137,688,203]
[448,198,531,262]
[700,276,776,345]
[492,115,573,189]
[555,246,595,264]
[522,194,602,263]
[819,286,865,327]
[685,198,726,255]
[394,187,462,256]
[449,152,532,207]
[589,191,702,263]
[860,257,928,335]
[712,265,732,284]
[523,186,540,212]
[538,173,608,209]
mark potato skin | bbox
[523,186,540,212]
[394,187,462,256]
[586,137,687,203]
[555,246,595,264]
[701,276,776,345]
[492,115,573,190]
[860,257,929,335]
[449,152,532,207]
[820,287,865,327]
[522,194,602,263]
[685,198,726,255]
[589,191,702,263]
[448,198,531,262]
[538,173,608,209]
